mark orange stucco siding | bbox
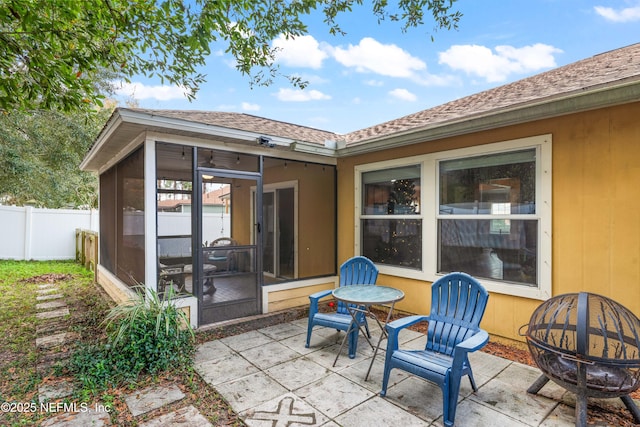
[337,101,640,343]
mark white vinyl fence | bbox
[0,205,98,260]
[0,206,231,261]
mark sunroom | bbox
[81,109,340,327]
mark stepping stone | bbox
[37,293,64,301]
[36,301,67,310]
[39,380,73,403]
[37,288,60,295]
[37,353,71,374]
[125,384,185,417]
[36,332,76,349]
[37,308,70,320]
[37,320,69,335]
[138,405,212,427]
[40,407,111,427]
[38,283,57,289]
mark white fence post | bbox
[24,206,33,260]
[90,208,99,232]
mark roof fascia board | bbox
[148,131,338,165]
[338,80,640,157]
[96,132,147,175]
[118,109,296,147]
[289,141,338,157]
[79,113,124,170]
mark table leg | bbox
[364,301,396,381]
[332,305,375,367]
[351,306,375,350]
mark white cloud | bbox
[332,37,426,78]
[115,81,190,101]
[272,34,329,69]
[389,88,417,101]
[412,73,460,87]
[241,102,260,111]
[594,5,640,22]
[275,88,331,102]
[438,44,562,82]
[293,73,329,85]
[364,79,384,86]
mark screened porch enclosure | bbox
[155,143,337,325]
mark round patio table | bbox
[332,285,405,380]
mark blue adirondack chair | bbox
[305,256,379,358]
[380,272,489,427]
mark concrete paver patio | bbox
[32,281,636,426]
[194,318,592,427]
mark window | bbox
[438,149,537,285]
[360,165,422,269]
[355,135,552,300]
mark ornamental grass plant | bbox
[70,285,195,395]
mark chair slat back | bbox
[426,272,489,356]
[337,256,378,315]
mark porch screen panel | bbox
[156,143,194,297]
[99,166,116,272]
[262,158,337,280]
[116,146,145,286]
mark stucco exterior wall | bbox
[337,101,640,343]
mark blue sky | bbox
[114,0,640,134]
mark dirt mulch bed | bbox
[20,273,74,283]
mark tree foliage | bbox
[1,0,461,113]
[0,106,113,208]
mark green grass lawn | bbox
[0,260,107,426]
[0,260,246,426]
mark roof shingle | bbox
[126,109,340,145]
[344,43,640,144]
[124,43,640,147]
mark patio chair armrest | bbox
[309,289,333,301]
[453,329,489,358]
[385,315,430,352]
[308,289,334,317]
[386,314,430,332]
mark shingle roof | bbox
[125,109,340,145]
[121,43,640,148]
[344,43,640,144]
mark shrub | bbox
[70,285,194,394]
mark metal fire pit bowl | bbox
[521,292,640,426]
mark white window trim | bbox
[355,158,426,280]
[355,134,552,300]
